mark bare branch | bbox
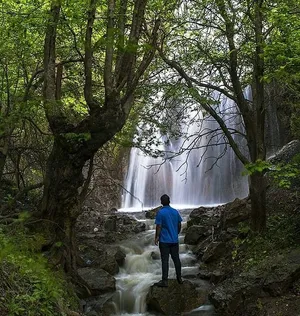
[158,48,249,165]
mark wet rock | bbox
[221,198,250,229]
[84,293,116,316]
[120,215,132,225]
[78,240,125,274]
[77,207,146,242]
[104,216,117,231]
[198,269,211,280]
[94,247,126,274]
[202,242,229,263]
[133,221,146,233]
[198,269,226,284]
[187,206,222,228]
[209,248,300,316]
[269,139,300,164]
[184,225,209,245]
[145,206,161,219]
[151,251,160,260]
[210,270,227,284]
[146,279,208,315]
[114,247,126,266]
[77,267,116,297]
[193,236,212,259]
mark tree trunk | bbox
[248,0,266,232]
[40,109,128,272]
[0,141,8,183]
[40,139,86,271]
[249,172,266,232]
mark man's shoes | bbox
[177,277,183,284]
[154,280,168,287]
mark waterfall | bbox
[122,93,249,209]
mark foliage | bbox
[231,213,300,270]
[271,160,300,189]
[244,160,272,175]
[0,226,78,316]
[243,156,300,189]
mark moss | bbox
[232,212,300,271]
[0,226,79,316]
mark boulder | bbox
[114,247,126,266]
[184,225,209,245]
[269,140,300,164]
[95,247,126,274]
[198,269,226,284]
[209,248,300,316]
[221,198,250,229]
[132,221,146,233]
[84,293,116,316]
[145,206,161,219]
[146,279,208,315]
[77,268,116,297]
[202,242,229,263]
[77,208,146,242]
[193,236,212,259]
[187,206,223,228]
[104,216,117,231]
[78,241,126,275]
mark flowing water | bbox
[111,209,217,316]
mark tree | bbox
[0,0,49,187]
[146,0,271,232]
[41,0,162,271]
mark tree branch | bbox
[104,0,115,96]
[84,0,99,111]
[158,48,249,165]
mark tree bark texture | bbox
[249,172,266,232]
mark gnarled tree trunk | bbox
[41,0,159,272]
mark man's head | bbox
[160,194,170,206]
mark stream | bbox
[111,209,217,315]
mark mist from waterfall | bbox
[122,92,249,210]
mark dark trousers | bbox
[159,242,181,281]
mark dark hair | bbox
[160,194,170,206]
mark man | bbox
[154,194,183,287]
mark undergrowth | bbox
[232,211,300,270]
[0,225,79,316]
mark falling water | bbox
[111,209,216,316]
[122,93,249,209]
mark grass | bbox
[0,225,79,316]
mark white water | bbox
[111,209,216,316]
[122,93,249,209]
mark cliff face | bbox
[265,83,295,156]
